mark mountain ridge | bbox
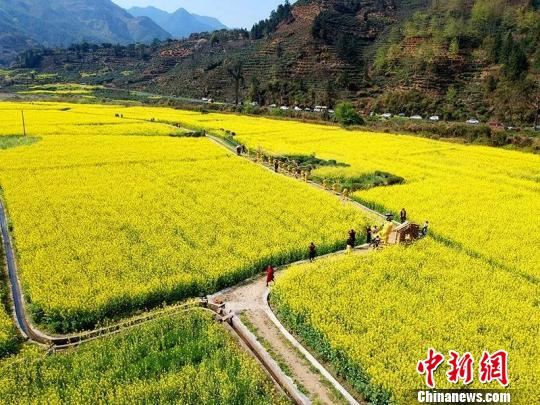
[0,0,170,65]
[127,6,227,39]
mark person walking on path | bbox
[236,144,243,156]
[400,208,407,223]
[346,229,356,253]
[348,229,357,248]
[366,225,372,244]
[309,242,317,262]
[274,160,279,173]
[266,265,275,287]
[381,218,394,245]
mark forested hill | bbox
[371,0,540,124]
[6,0,540,125]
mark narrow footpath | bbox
[210,246,371,405]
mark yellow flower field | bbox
[0,102,366,332]
[0,276,18,357]
[273,240,540,403]
[154,109,540,282]
[0,102,185,138]
[130,108,539,403]
[0,102,538,402]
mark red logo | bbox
[479,350,509,387]
[417,348,445,388]
[447,351,474,385]
[417,349,509,388]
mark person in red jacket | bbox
[266,265,275,287]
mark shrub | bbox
[335,102,364,126]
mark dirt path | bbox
[209,246,371,405]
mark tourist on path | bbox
[381,218,395,244]
[348,229,357,247]
[422,221,429,237]
[266,265,275,287]
[309,242,317,262]
[366,225,372,244]
[400,208,407,223]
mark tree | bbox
[525,75,540,129]
[226,60,245,105]
[335,102,364,126]
[18,49,43,69]
[500,33,514,65]
[449,38,460,56]
[312,10,340,42]
[505,44,529,81]
[336,33,360,64]
[276,42,284,58]
[485,75,497,93]
[250,0,292,39]
[489,30,503,63]
[324,80,337,108]
[248,77,263,105]
[470,0,504,38]
[494,82,524,124]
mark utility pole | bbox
[21,110,26,137]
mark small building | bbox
[390,222,420,244]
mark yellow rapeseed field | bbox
[1,102,538,403]
[153,109,540,282]
[131,109,540,403]
[0,277,18,357]
[0,102,366,333]
[273,240,540,403]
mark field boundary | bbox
[264,289,361,404]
